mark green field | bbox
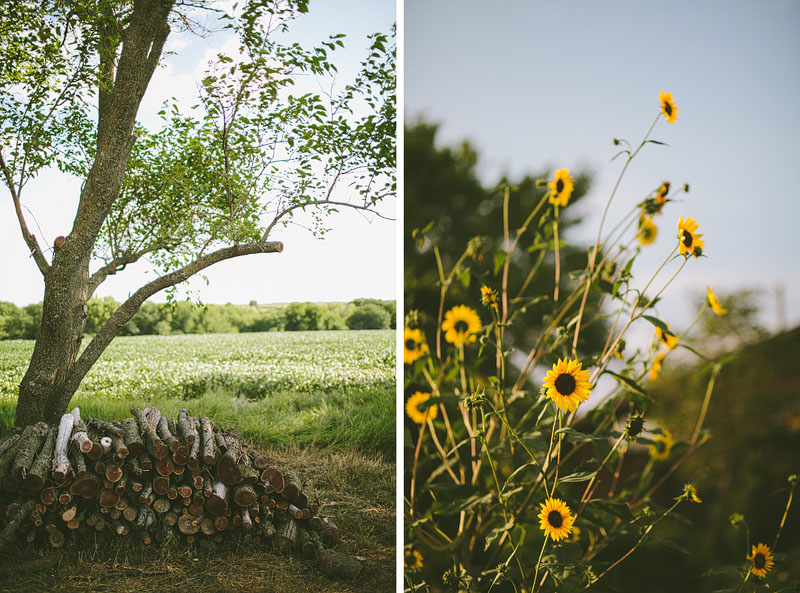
[0,330,395,454]
[0,330,396,592]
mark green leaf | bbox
[558,470,595,483]
[556,427,607,443]
[647,139,669,146]
[484,520,515,551]
[641,315,672,335]
[649,537,690,554]
[676,343,709,361]
[494,251,507,275]
[601,370,650,399]
[585,499,633,522]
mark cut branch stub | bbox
[120,417,144,457]
[23,426,55,491]
[199,417,216,466]
[70,408,94,454]
[12,422,50,481]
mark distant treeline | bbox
[0,298,395,340]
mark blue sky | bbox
[0,0,396,306]
[405,0,800,337]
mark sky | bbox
[405,0,800,342]
[0,0,396,307]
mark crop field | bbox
[0,330,396,592]
[0,330,395,453]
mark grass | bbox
[0,446,396,593]
[0,330,395,455]
[0,330,397,592]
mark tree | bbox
[404,121,606,370]
[0,0,395,426]
[346,303,390,330]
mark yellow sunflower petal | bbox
[441,305,482,347]
[750,543,775,578]
[659,90,678,124]
[706,286,728,316]
[538,497,574,542]
[548,168,574,207]
[405,392,438,425]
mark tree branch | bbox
[0,153,51,275]
[62,239,283,395]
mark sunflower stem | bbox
[577,433,625,517]
[585,497,683,589]
[532,534,549,593]
[690,363,720,445]
[553,208,561,302]
[572,113,661,357]
[771,476,797,552]
[409,420,427,517]
[487,400,549,494]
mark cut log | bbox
[288,503,304,520]
[0,428,22,457]
[52,415,75,480]
[216,434,243,484]
[200,517,215,536]
[199,417,216,465]
[214,515,229,532]
[68,446,87,478]
[177,513,200,535]
[137,452,152,472]
[12,421,49,481]
[47,528,65,549]
[261,466,284,494]
[131,407,167,460]
[70,408,94,454]
[320,518,340,548]
[24,426,55,491]
[187,417,200,468]
[155,456,173,477]
[164,511,178,527]
[177,409,197,446]
[282,470,303,500]
[155,414,179,452]
[86,418,124,438]
[105,464,123,483]
[153,498,170,514]
[0,498,35,548]
[241,506,253,532]
[70,467,100,500]
[153,475,170,496]
[99,436,112,453]
[273,516,298,553]
[318,549,362,580]
[99,488,120,509]
[123,506,138,523]
[206,481,228,516]
[136,506,155,530]
[109,434,129,460]
[40,486,56,506]
[61,505,78,522]
[0,424,36,475]
[233,484,258,507]
[120,418,144,456]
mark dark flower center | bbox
[681,230,693,248]
[406,553,417,567]
[754,553,766,569]
[454,320,469,334]
[664,102,673,116]
[642,227,653,239]
[405,339,417,351]
[554,373,576,395]
[659,182,670,197]
[548,510,563,528]
[556,179,564,193]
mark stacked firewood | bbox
[0,407,360,578]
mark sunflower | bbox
[538,497,574,542]
[649,352,665,380]
[648,429,675,461]
[442,305,482,347]
[659,90,678,124]
[404,327,428,365]
[677,216,705,258]
[655,326,679,350]
[480,285,498,309]
[542,358,593,413]
[548,168,574,207]
[749,543,775,578]
[404,549,423,570]
[406,392,438,425]
[656,181,670,205]
[683,483,702,504]
[637,216,658,246]
[706,286,728,316]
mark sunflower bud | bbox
[683,183,690,193]
[462,389,488,411]
[625,411,645,440]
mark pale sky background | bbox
[0,0,396,307]
[405,0,800,345]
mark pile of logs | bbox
[0,407,360,578]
